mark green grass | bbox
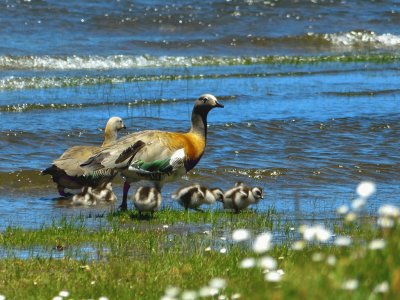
[0,209,399,300]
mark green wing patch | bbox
[130,158,173,174]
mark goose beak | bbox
[215,101,224,108]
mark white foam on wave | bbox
[323,31,400,48]
[0,55,200,70]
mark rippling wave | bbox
[1,51,399,71]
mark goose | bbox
[221,183,264,213]
[81,94,223,210]
[172,184,224,211]
[42,117,126,197]
[132,186,162,216]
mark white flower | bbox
[291,240,305,251]
[231,293,241,299]
[334,236,352,247]
[368,239,386,250]
[265,271,283,282]
[356,181,376,198]
[252,232,272,253]
[239,257,256,269]
[99,297,109,300]
[165,286,180,297]
[345,212,357,222]
[205,246,212,252]
[303,225,331,242]
[52,297,63,300]
[377,217,395,228]
[232,229,251,242]
[341,279,359,291]
[276,269,284,275]
[181,290,198,300]
[352,198,366,210]
[219,248,227,254]
[258,256,277,270]
[163,225,169,229]
[326,255,336,266]
[160,296,176,300]
[218,295,227,300]
[209,278,226,290]
[0,295,5,300]
[198,286,218,297]
[337,205,349,215]
[59,291,69,298]
[378,204,400,218]
[373,281,389,293]
[311,252,324,262]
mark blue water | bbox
[0,0,399,229]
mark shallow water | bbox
[0,0,399,229]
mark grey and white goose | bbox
[42,117,126,197]
[132,186,162,216]
[80,94,224,210]
[172,184,224,211]
[221,182,264,213]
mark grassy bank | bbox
[0,207,398,300]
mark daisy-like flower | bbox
[378,204,400,218]
[59,291,69,298]
[231,293,241,299]
[311,252,324,262]
[219,248,227,254]
[160,296,176,300]
[265,271,283,282]
[164,286,180,297]
[0,295,5,300]
[252,232,272,253]
[218,295,227,300]
[204,246,212,252]
[345,212,357,222]
[356,181,376,198]
[291,240,305,251]
[181,290,198,300]
[258,256,277,270]
[377,217,395,228]
[334,236,352,247]
[232,229,251,242]
[341,279,359,291]
[303,225,331,242]
[368,239,386,250]
[52,297,63,300]
[373,281,389,293]
[209,278,226,290]
[99,297,109,300]
[337,205,349,215]
[326,255,336,266]
[199,286,218,297]
[239,257,256,269]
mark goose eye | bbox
[201,97,208,103]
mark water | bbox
[0,0,399,229]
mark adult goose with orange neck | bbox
[81,94,224,210]
[42,117,126,197]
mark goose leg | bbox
[57,184,72,197]
[119,182,130,211]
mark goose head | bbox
[251,187,264,200]
[107,116,126,132]
[193,94,224,114]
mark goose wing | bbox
[81,130,196,175]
